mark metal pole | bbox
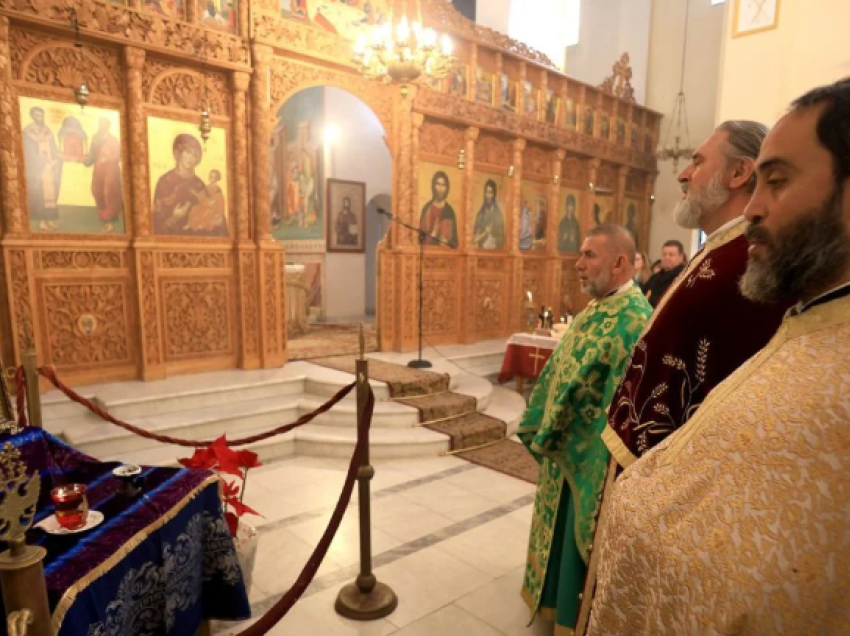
[335,324,398,620]
[407,237,432,369]
[21,348,42,429]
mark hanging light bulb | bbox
[69,8,89,109]
[199,107,212,143]
[74,82,90,109]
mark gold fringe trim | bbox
[392,390,451,401]
[440,437,506,456]
[601,425,637,469]
[51,475,219,633]
[417,411,478,426]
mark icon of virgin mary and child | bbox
[152,134,228,237]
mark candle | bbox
[51,484,89,531]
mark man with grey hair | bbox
[518,224,651,636]
[571,120,794,634]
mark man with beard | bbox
[419,171,458,247]
[643,239,686,306]
[602,120,790,470]
[588,77,850,636]
[519,225,651,636]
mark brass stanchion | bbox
[335,324,398,620]
[22,347,42,429]
[0,443,52,636]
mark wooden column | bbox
[509,138,526,331]
[614,165,629,225]
[125,46,164,380]
[237,0,250,38]
[584,158,600,235]
[406,110,423,248]
[185,0,199,23]
[548,149,565,312]
[0,16,23,237]
[460,126,478,343]
[233,70,260,369]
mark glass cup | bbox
[51,484,89,531]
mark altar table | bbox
[0,428,250,636]
[498,332,563,393]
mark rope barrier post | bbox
[22,348,42,430]
[335,324,398,621]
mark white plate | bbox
[35,510,104,535]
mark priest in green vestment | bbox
[519,224,651,635]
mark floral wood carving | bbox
[476,133,510,168]
[596,164,618,191]
[162,280,231,359]
[40,282,131,367]
[424,257,456,271]
[147,68,230,117]
[139,252,160,366]
[9,250,34,349]
[0,0,249,67]
[523,145,552,178]
[38,251,123,270]
[420,121,464,159]
[263,253,279,354]
[599,53,636,104]
[626,171,646,194]
[562,156,589,184]
[253,15,354,64]
[240,251,259,357]
[474,279,503,333]
[15,35,122,97]
[422,279,456,334]
[477,258,505,272]
[158,252,230,269]
[420,0,555,69]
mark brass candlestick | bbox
[335,324,397,620]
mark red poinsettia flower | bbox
[236,448,262,470]
[221,479,241,500]
[178,446,216,470]
[208,435,244,479]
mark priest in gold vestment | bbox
[519,225,651,635]
[589,78,850,636]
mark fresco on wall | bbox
[199,0,238,33]
[143,0,185,18]
[271,87,324,243]
[471,172,506,250]
[557,189,581,254]
[519,181,548,251]
[20,97,125,235]
[148,116,229,237]
[280,0,391,40]
[417,162,461,248]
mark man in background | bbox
[519,225,651,636]
[643,239,685,306]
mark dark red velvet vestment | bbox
[603,220,792,467]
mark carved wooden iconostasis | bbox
[0,0,660,387]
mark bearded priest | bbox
[589,77,850,636]
[603,120,791,469]
[518,224,651,635]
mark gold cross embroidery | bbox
[529,348,547,376]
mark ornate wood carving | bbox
[161,280,231,359]
[422,279,456,334]
[562,156,589,185]
[138,251,160,367]
[147,65,230,116]
[476,133,510,168]
[231,71,250,242]
[0,0,249,67]
[253,14,354,64]
[38,251,122,270]
[125,46,151,237]
[626,170,646,194]
[158,252,229,269]
[524,144,552,179]
[39,282,132,367]
[0,18,25,235]
[424,257,455,271]
[420,121,464,159]
[239,250,259,358]
[596,163,618,191]
[263,252,279,354]
[252,44,272,240]
[474,279,504,333]
[13,30,122,96]
[478,258,505,272]
[599,53,636,104]
[8,250,34,352]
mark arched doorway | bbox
[270,86,391,360]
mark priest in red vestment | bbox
[603,120,792,469]
[82,117,123,234]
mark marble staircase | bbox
[40,341,525,467]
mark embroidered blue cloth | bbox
[0,428,250,636]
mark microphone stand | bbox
[376,208,455,369]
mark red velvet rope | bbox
[36,366,356,448]
[234,386,374,636]
[13,367,28,428]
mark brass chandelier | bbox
[353,0,454,94]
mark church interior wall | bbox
[645,0,725,260]
[0,0,659,385]
[716,0,850,126]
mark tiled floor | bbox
[214,455,552,636]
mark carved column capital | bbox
[412,112,425,129]
[253,43,273,66]
[512,138,527,155]
[554,148,566,162]
[124,46,146,70]
[232,71,251,93]
[465,126,480,142]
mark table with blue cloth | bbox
[0,427,251,636]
